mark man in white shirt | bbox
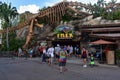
[47,45,54,65]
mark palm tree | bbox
[0,2,18,50]
[108,0,117,4]
[97,0,106,7]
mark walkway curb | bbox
[0,57,119,68]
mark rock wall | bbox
[82,15,120,25]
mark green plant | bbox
[0,38,25,51]
[116,49,120,60]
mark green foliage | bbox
[87,0,107,18]
[0,2,19,51]
[116,49,120,59]
[108,0,117,4]
[0,2,18,28]
[0,31,25,51]
[0,37,25,51]
[38,18,46,24]
[88,0,119,20]
[62,14,72,22]
[103,10,120,20]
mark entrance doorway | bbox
[52,40,80,47]
[52,40,80,56]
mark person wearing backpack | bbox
[81,47,88,67]
[59,46,67,73]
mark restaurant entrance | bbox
[52,39,80,47]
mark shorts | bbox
[55,54,60,59]
[76,52,81,55]
[82,56,87,59]
[59,62,66,66]
[45,54,50,59]
[90,61,95,65]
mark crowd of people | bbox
[17,44,95,73]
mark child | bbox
[90,53,95,67]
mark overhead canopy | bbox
[89,33,120,39]
[90,39,115,45]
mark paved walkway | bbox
[0,57,119,68]
[66,57,119,68]
[0,57,120,80]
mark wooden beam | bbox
[35,23,43,28]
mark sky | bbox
[0,0,119,14]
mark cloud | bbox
[44,0,79,7]
[18,4,40,14]
[66,0,113,2]
[44,2,56,7]
[67,0,79,1]
[44,0,108,7]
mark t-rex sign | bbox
[54,24,74,39]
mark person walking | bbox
[42,46,47,63]
[39,46,44,57]
[59,46,67,73]
[74,45,81,58]
[18,47,22,57]
[81,47,88,67]
[69,45,73,57]
[55,44,61,64]
[23,48,29,60]
[29,48,33,58]
[47,45,54,66]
